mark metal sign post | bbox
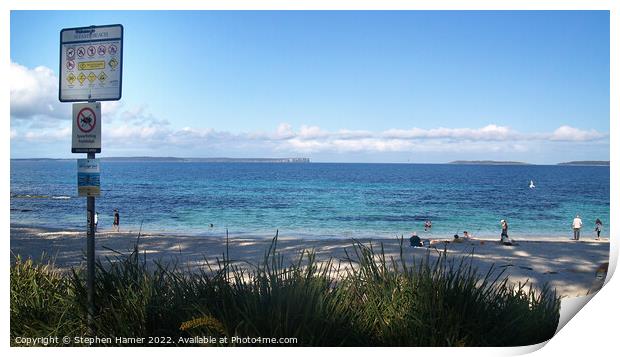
[86,152,96,332]
[61,23,123,335]
[77,156,100,331]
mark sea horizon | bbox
[9,157,611,166]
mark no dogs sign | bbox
[72,102,101,153]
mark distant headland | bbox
[449,160,609,166]
[10,157,311,163]
[448,160,530,165]
[100,157,311,163]
[10,158,609,165]
[557,160,609,166]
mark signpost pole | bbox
[61,24,122,335]
[86,151,96,334]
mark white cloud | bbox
[382,124,511,141]
[548,126,604,141]
[10,121,607,157]
[275,123,294,139]
[10,62,69,120]
[19,126,71,142]
[298,125,329,139]
[336,129,375,140]
[106,125,168,142]
[116,104,170,127]
[102,101,123,118]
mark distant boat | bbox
[529,180,535,189]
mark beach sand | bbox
[10,225,609,298]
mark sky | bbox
[9,10,610,163]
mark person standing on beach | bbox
[572,214,583,240]
[594,218,603,240]
[500,219,511,245]
[424,220,433,232]
[113,209,120,232]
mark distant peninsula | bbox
[11,157,311,163]
[557,160,609,166]
[99,157,310,163]
[448,160,530,165]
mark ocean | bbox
[10,160,610,239]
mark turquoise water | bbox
[10,160,610,239]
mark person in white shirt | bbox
[572,214,583,240]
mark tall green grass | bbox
[10,234,559,347]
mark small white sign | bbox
[77,159,101,197]
[60,24,123,102]
[72,102,101,153]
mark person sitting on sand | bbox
[428,234,470,246]
[463,231,473,239]
[410,232,423,247]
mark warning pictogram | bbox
[66,72,76,85]
[98,45,106,56]
[87,72,97,83]
[98,71,107,82]
[108,57,118,69]
[78,61,105,71]
[66,47,75,59]
[76,107,97,133]
[87,46,96,57]
[108,44,118,55]
[77,72,87,85]
[72,102,101,152]
[66,60,75,70]
[77,47,86,57]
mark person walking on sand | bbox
[572,214,583,240]
[594,218,603,240]
[500,219,511,245]
[113,209,120,232]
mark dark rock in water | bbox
[10,208,33,212]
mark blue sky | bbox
[10,10,610,163]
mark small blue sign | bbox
[77,159,100,197]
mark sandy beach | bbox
[10,225,609,298]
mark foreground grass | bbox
[11,235,559,347]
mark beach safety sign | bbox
[72,102,101,153]
[59,24,123,102]
[77,159,101,197]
